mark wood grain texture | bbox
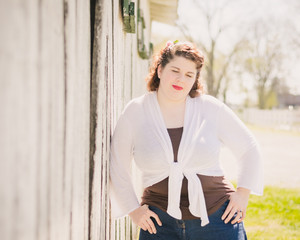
[0,0,151,239]
[0,0,90,239]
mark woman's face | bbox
[157,56,197,102]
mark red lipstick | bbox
[172,85,183,90]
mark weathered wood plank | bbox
[0,0,152,239]
[0,0,90,239]
[64,0,90,240]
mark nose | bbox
[176,73,184,82]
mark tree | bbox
[243,21,286,109]
[177,0,247,99]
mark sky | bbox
[151,0,300,104]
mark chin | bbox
[170,92,188,100]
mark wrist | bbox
[237,187,251,196]
[128,206,141,217]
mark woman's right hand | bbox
[128,204,162,234]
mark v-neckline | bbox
[153,91,189,129]
[153,91,190,163]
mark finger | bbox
[221,203,233,220]
[140,223,147,232]
[224,208,238,224]
[231,211,242,224]
[143,221,154,234]
[146,218,157,234]
[150,211,162,226]
[238,211,246,223]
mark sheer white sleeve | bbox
[109,113,140,219]
[217,103,263,195]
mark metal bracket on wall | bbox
[123,0,135,33]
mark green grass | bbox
[244,186,300,239]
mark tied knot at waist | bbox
[167,162,209,226]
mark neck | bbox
[156,90,187,109]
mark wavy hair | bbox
[146,41,205,97]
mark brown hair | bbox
[146,41,205,97]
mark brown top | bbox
[140,127,236,220]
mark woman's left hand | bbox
[221,187,251,224]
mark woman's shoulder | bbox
[194,93,224,108]
[121,92,148,115]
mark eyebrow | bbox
[170,66,195,75]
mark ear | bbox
[157,64,162,79]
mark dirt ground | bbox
[220,126,300,189]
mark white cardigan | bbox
[109,91,263,226]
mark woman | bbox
[110,41,263,240]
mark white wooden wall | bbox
[0,0,91,239]
[92,1,150,239]
[0,0,150,240]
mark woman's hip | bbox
[139,200,247,240]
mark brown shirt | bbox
[140,127,236,220]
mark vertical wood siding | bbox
[90,1,150,239]
[0,0,150,240]
[0,0,91,239]
[0,0,88,239]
